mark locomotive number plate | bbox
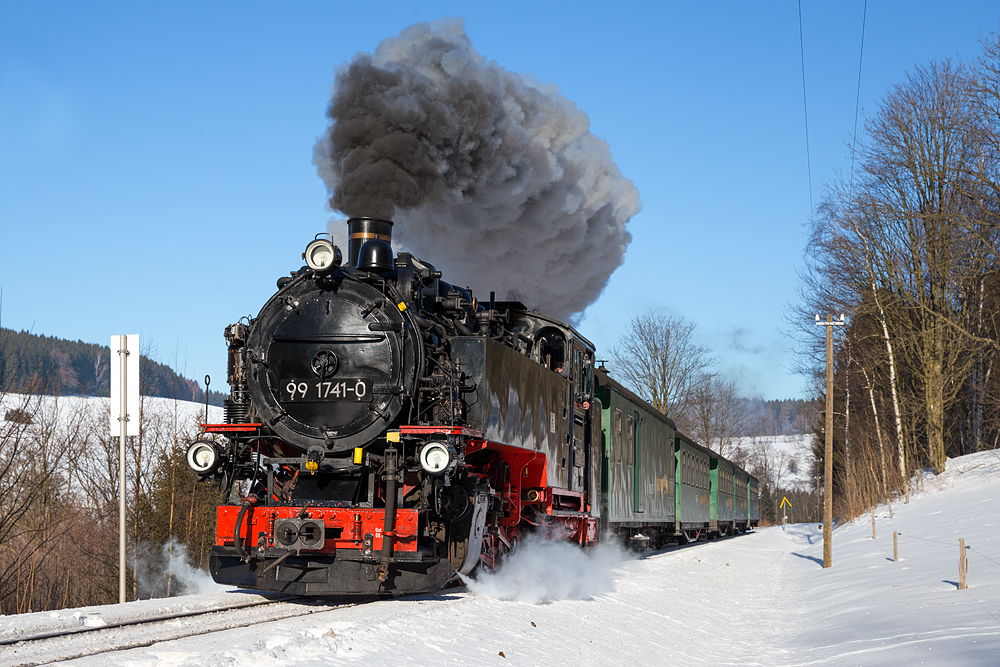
[279,378,371,402]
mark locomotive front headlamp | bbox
[186,440,222,474]
[304,238,342,272]
[419,441,456,475]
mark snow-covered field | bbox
[4,449,998,666]
[735,433,816,490]
[0,393,223,434]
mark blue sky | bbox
[1,1,998,400]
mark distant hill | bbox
[0,328,225,406]
[746,397,819,436]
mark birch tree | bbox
[803,59,1000,481]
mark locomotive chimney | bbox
[347,217,394,269]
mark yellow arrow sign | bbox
[780,496,792,509]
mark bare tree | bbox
[744,436,791,523]
[610,311,715,422]
[800,58,1000,484]
[686,375,754,458]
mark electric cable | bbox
[849,0,868,194]
[797,0,814,219]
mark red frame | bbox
[202,423,261,433]
[217,506,419,553]
[212,424,598,562]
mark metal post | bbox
[816,313,844,568]
[118,335,128,604]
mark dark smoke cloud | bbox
[314,19,639,320]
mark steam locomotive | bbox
[186,218,758,596]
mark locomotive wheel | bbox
[448,535,469,574]
[478,524,520,572]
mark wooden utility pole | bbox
[816,314,844,568]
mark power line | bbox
[797,0,814,220]
[850,0,868,194]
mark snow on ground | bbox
[736,433,816,490]
[2,449,993,665]
[0,393,223,432]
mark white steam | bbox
[134,537,230,598]
[314,19,639,320]
[464,536,627,604]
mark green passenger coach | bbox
[710,455,737,536]
[674,433,711,540]
[595,369,677,546]
[748,475,760,528]
[594,366,757,547]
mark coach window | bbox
[614,409,622,463]
[626,414,634,467]
[668,441,674,483]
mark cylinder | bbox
[347,218,393,267]
[381,446,398,565]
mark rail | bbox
[0,594,363,667]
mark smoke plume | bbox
[314,19,639,320]
[463,535,627,604]
[133,538,230,598]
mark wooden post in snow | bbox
[959,539,968,590]
[893,532,898,562]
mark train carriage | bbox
[734,468,750,531]
[594,370,677,546]
[748,475,761,528]
[710,455,736,536]
[674,434,711,541]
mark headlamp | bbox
[303,238,342,272]
[419,441,456,475]
[185,440,222,474]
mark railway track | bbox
[0,594,364,667]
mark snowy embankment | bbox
[5,453,999,666]
[0,393,223,436]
